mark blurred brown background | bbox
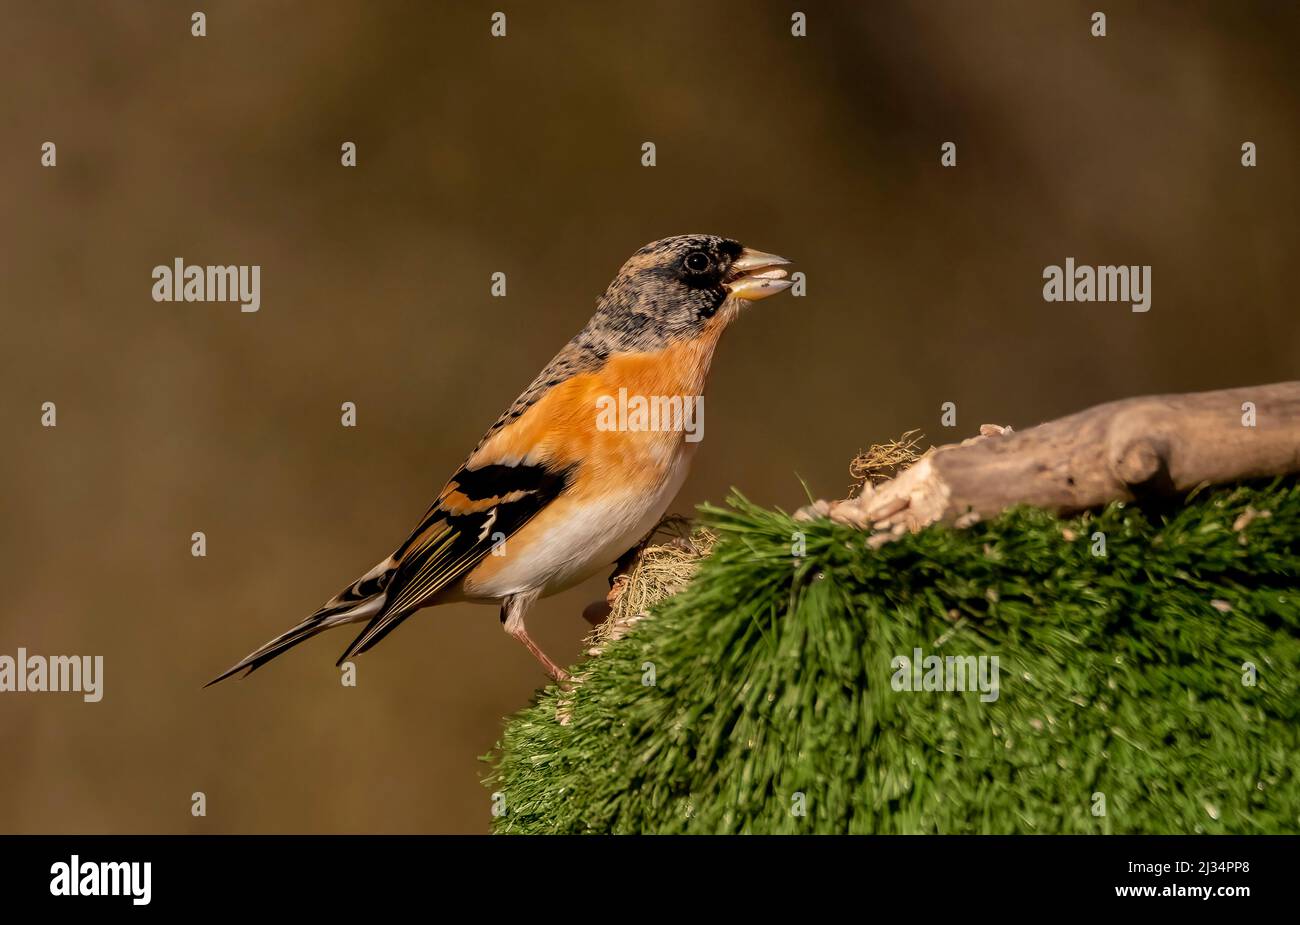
[1,0,1296,833]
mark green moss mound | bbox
[489,481,1300,834]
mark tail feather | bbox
[206,559,393,686]
[335,609,416,667]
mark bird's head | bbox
[591,234,793,347]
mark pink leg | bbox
[501,591,570,683]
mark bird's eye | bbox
[684,252,711,273]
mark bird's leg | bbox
[580,542,644,627]
[583,516,695,626]
[581,547,636,627]
[501,590,570,683]
[606,544,642,608]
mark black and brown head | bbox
[586,234,792,351]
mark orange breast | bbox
[468,330,723,500]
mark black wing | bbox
[333,460,573,662]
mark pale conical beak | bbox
[725,248,793,301]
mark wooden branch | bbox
[800,381,1300,541]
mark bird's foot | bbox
[580,556,636,627]
[526,640,571,686]
[607,573,631,608]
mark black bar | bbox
[0,835,1290,911]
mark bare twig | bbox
[798,381,1300,539]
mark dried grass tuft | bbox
[848,429,925,495]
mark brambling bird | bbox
[208,234,792,685]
